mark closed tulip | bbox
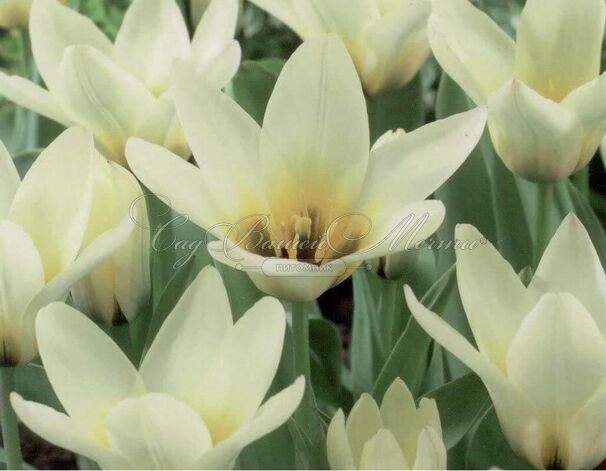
[429,0,606,182]
[0,0,240,166]
[0,127,133,366]
[11,266,304,470]
[406,214,606,469]
[127,34,486,302]
[71,154,150,326]
[327,378,446,469]
[247,0,431,95]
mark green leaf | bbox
[466,407,533,470]
[366,74,425,144]
[426,373,491,450]
[13,362,61,412]
[372,265,456,400]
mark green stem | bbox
[534,183,555,266]
[0,368,22,470]
[292,302,313,432]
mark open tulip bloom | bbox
[327,378,446,470]
[0,127,134,366]
[0,0,240,166]
[429,0,606,182]
[11,266,305,470]
[247,0,431,96]
[405,214,606,470]
[127,34,486,302]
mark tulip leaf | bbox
[466,407,533,470]
[426,373,491,450]
[366,74,425,144]
[13,362,61,412]
[371,264,457,400]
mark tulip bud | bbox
[327,378,446,469]
[406,214,606,469]
[71,154,150,326]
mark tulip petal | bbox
[530,214,606,335]
[506,293,606,433]
[34,305,145,440]
[327,409,355,470]
[126,138,220,237]
[246,0,302,35]
[21,210,134,365]
[190,0,239,72]
[0,72,73,127]
[428,0,515,105]
[561,72,606,172]
[0,140,19,218]
[115,0,189,95]
[140,266,232,396]
[360,0,430,95]
[194,297,286,443]
[30,0,114,91]
[514,0,605,102]
[9,127,94,281]
[358,107,486,214]
[359,428,408,470]
[346,394,383,468]
[306,0,378,45]
[10,394,120,468]
[106,393,212,470]
[0,221,44,366]
[56,45,154,164]
[566,386,606,470]
[210,377,305,460]
[455,224,538,371]
[413,427,447,470]
[200,40,242,89]
[487,79,583,182]
[172,62,269,223]
[206,240,342,302]
[260,34,369,231]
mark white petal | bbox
[115,0,190,95]
[206,239,342,302]
[194,297,287,443]
[530,214,606,335]
[198,40,242,89]
[106,393,212,470]
[30,0,113,91]
[428,0,515,105]
[359,428,409,470]
[10,394,119,468]
[413,427,447,470]
[140,266,232,396]
[506,293,606,435]
[172,61,269,223]
[260,34,369,231]
[0,72,73,127]
[514,0,605,102]
[305,0,378,45]
[0,221,44,366]
[566,386,606,470]
[346,393,383,468]
[561,72,606,172]
[9,127,94,281]
[455,224,538,371]
[35,303,145,441]
[126,138,219,236]
[56,45,154,165]
[0,140,19,218]
[246,0,302,35]
[327,409,355,470]
[487,79,583,182]
[190,0,239,72]
[358,107,486,214]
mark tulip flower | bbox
[0,127,133,366]
[0,0,240,166]
[127,34,486,302]
[405,214,606,469]
[247,0,431,95]
[327,378,446,469]
[11,266,305,470]
[0,0,31,29]
[429,0,606,183]
[71,155,151,326]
